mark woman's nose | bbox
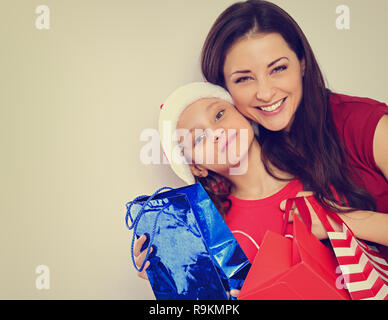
[255,79,275,103]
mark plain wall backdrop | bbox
[1,0,387,299]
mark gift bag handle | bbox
[125,187,172,228]
[306,195,356,237]
[282,195,363,244]
[125,187,173,272]
[281,197,294,235]
[281,196,313,235]
[125,187,202,272]
[305,196,337,232]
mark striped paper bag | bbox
[309,198,388,300]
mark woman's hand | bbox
[134,234,152,280]
[280,192,388,246]
[279,192,342,240]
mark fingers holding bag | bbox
[133,234,152,280]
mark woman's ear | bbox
[189,164,209,178]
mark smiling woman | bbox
[223,33,305,132]
[201,0,388,214]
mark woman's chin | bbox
[258,118,292,132]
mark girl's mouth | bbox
[256,97,287,113]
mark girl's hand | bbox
[230,289,240,299]
[134,234,152,280]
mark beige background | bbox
[0,0,387,299]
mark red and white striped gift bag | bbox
[327,223,388,300]
[309,198,388,300]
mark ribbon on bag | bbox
[125,183,251,300]
[304,196,388,300]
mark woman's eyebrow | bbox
[230,56,289,76]
[267,56,288,68]
[230,69,250,76]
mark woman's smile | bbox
[255,97,287,114]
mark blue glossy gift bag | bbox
[125,183,251,300]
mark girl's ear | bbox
[189,164,209,178]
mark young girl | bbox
[134,82,388,296]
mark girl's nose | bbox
[213,128,225,142]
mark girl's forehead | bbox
[190,97,228,109]
[178,97,229,123]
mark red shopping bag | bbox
[308,197,388,300]
[238,197,350,300]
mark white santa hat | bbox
[159,82,234,185]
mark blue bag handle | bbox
[125,187,202,272]
[125,187,173,272]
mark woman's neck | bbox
[227,139,293,200]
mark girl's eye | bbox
[215,110,224,121]
[272,65,287,74]
[194,133,206,146]
[234,76,251,84]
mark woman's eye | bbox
[215,110,224,121]
[234,76,251,84]
[272,65,287,74]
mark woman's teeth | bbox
[258,98,285,111]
